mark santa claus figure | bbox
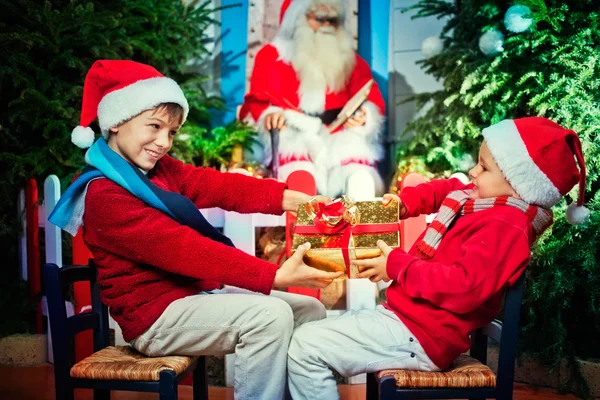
[239,0,386,197]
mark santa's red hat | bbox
[71,60,189,149]
[280,0,293,24]
[482,117,589,224]
[278,0,345,40]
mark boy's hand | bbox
[281,190,331,213]
[383,194,407,219]
[353,240,393,283]
[275,243,343,288]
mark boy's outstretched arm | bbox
[400,177,471,217]
[163,155,287,215]
[386,218,530,314]
[84,182,339,292]
[85,183,278,293]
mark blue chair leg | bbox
[94,389,110,400]
[159,370,178,400]
[379,375,397,399]
[55,385,74,400]
[367,372,379,400]
[193,356,208,400]
[496,384,514,400]
[54,372,74,400]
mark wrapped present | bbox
[292,197,400,278]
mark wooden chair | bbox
[367,272,527,400]
[43,261,208,400]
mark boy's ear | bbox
[109,126,119,133]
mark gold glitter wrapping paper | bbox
[292,199,401,278]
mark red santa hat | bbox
[71,60,189,149]
[280,0,293,23]
[482,117,589,224]
[278,0,346,40]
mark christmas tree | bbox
[401,0,600,397]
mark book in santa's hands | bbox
[327,79,374,133]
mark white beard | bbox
[291,22,356,94]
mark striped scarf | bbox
[414,190,553,260]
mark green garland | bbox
[400,1,600,397]
[172,121,257,169]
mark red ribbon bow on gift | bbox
[295,197,400,277]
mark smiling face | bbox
[107,104,183,171]
[469,141,520,200]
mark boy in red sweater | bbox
[287,117,589,400]
[50,60,343,400]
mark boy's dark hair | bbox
[111,102,185,132]
[151,102,185,125]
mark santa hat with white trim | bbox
[277,0,346,41]
[482,117,589,224]
[71,60,189,149]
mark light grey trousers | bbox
[287,305,440,400]
[130,286,326,400]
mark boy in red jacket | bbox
[287,117,589,400]
[50,60,343,400]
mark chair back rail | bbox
[43,263,110,381]
[496,271,526,397]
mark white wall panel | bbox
[389,1,448,142]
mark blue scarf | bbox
[48,138,234,247]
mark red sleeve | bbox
[348,55,385,115]
[159,156,286,215]
[84,181,278,294]
[386,218,530,314]
[239,45,281,121]
[399,178,472,217]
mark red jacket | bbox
[82,155,287,342]
[384,178,533,369]
[239,44,385,121]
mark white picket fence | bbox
[20,174,379,386]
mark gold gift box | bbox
[292,198,400,278]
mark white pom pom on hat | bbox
[71,126,95,149]
[566,202,590,225]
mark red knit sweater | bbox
[82,155,287,342]
[384,178,534,369]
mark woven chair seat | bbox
[70,346,198,381]
[376,354,496,389]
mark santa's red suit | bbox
[239,0,386,197]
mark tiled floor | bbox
[0,364,583,399]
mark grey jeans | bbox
[130,286,326,400]
[288,305,440,400]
